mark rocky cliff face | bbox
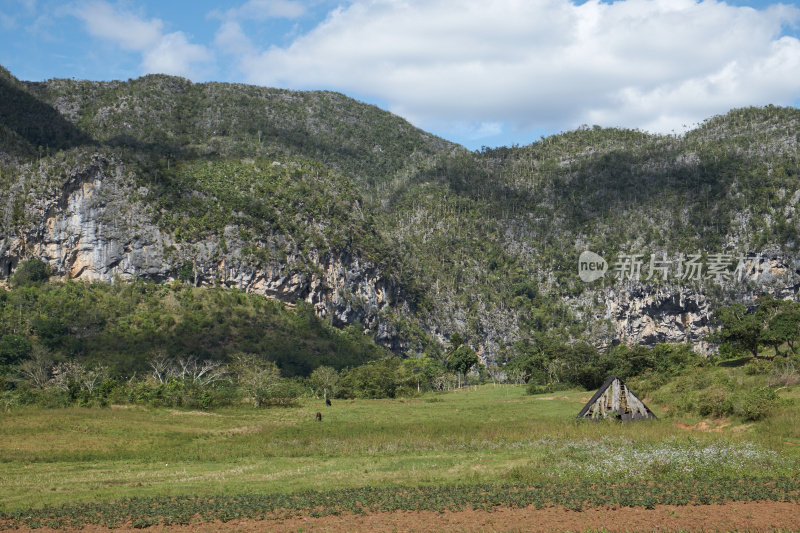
[603,287,715,353]
[594,256,800,353]
[5,152,800,361]
[0,153,407,350]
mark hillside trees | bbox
[0,280,389,377]
[765,308,800,355]
[9,258,49,287]
[715,298,800,358]
[309,365,340,401]
[232,353,298,407]
[0,333,30,365]
[445,335,479,388]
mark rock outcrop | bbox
[0,153,407,350]
[595,255,800,353]
[604,287,715,353]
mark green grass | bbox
[1,383,798,514]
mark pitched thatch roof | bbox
[577,376,656,421]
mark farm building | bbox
[577,376,656,421]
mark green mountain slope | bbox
[20,72,455,184]
[2,65,800,371]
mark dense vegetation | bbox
[0,269,423,409]
[2,260,797,425]
[0,267,388,376]
[0,259,700,409]
[2,64,800,402]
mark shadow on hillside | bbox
[0,76,93,153]
[718,356,752,367]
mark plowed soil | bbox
[6,500,799,532]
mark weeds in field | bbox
[522,437,791,481]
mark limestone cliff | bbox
[602,287,715,353]
[0,153,407,350]
[589,256,800,353]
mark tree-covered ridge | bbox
[0,277,386,377]
[368,106,799,353]
[465,111,800,257]
[1,63,800,372]
[0,67,91,161]
[149,157,381,258]
[22,73,456,184]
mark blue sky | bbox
[1,0,799,150]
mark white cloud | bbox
[232,0,305,20]
[142,32,212,77]
[74,1,211,79]
[233,0,800,139]
[214,20,255,56]
[76,1,162,50]
[212,0,307,58]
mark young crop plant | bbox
[3,479,799,529]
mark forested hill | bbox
[0,65,455,183]
[1,64,800,375]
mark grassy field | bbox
[2,380,799,518]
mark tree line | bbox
[714,295,800,359]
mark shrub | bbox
[745,359,772,375]
[526,381,571,395]
[694,386,734,417]
[768,357,800,387]
[32,387,71,408]
[259,380,301,407]
[339,359,400,398]
[734,387,779,421]
[627,370,670,398]
[10,258,50,287]
[689,373,712,391]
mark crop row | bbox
[2,478,799,529]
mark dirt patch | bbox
[534,395,571,401]
[9,501,800,532]
[167,409,221,417]
[205,425,259,436]
[675,418,733,432]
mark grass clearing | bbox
[1,383,798,517]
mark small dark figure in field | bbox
[316,412,322,422]
[326,398,332,406]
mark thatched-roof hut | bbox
[577,376,656,421]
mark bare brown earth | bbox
[6,501,800,532]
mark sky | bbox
[1,0,799,150]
